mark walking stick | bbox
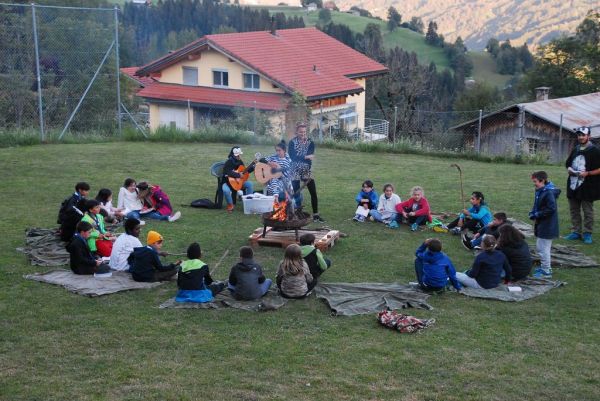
[450,163,465,211]
[210,248,230,275]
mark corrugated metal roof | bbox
[519,92,600,136]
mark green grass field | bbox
[2,142,599,400]
[468,51,512,88]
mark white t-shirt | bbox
[117,187,143,212]
[377,193,401,220]
[109,233,143,271]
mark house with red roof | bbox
[124,27,388,136]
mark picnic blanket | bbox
[314,283,432,316]
[24,269,164,297]
[159,287,287,312]
[459,277,564,301]
[17,226,123,267]
[16,228,70,267]
[531,244,599,268]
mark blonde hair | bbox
[280,244,305,275]
[482,235,496,251]
[410,186,424,197]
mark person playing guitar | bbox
[261,140,292,202]
[222,146,256,212]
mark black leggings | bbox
[447,217,482,232]
[292,179,319,214]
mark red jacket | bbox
[395,197,432,222]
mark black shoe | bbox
[461,234,474,250]
[313,214,325,223]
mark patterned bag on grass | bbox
[377,310,435,333]
[426,218,448,233]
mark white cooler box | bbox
[242,193,275,214]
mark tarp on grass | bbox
[25,269,164,297]
[159,287,287,311]
[460,277,564,301]
[314,282,433,316]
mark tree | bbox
[387,7,401,32]
[318,8,331,24]
[425,21,441,46]
[360,23,384,61]
[454,82,501,111]
[407,16,424,33]
[485,38,499,57]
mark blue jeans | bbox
[369,210,397,223]
[536,238,553,270]
[126,210,141,220]
[228,278,272,297]
[222,181,253,206]
[126,210,168,221]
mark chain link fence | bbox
[0,2,123,140]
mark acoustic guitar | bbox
[254,162,283,184]
[227,152,261,191]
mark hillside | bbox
[317,0,599,50]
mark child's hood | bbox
[180,259,206,272]
[538,181,561,199]
[422,250,445,264]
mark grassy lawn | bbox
[469,51,512,88]
[1,142,599,400]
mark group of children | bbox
[353,182,432,231]
[62,167,560,294]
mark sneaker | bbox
[583,233,593,244]
[352,214,360,222]
[532,267,552,279]
[388,221,399,229]
[410,223,418,232]
[357,215,365,222]
[450,227,462,235]
[461,234,474,250]
[313,214,325,223]
[563,232,581,241]
[226,204,234,213]
[168,211,181,222]
[368,216,375,222]
[138,220,146,226]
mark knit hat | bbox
[147,230,163,245]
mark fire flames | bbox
[271,200,287,221]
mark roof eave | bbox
[346,69,389,79]
[136,39,209,77]
[306,88,364,101]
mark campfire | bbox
[262,199,312,240]
[271,200,288,221]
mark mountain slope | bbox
[334,0,598,50]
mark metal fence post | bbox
[477,109,482,154]
[393,105,398,142]
[114,6,122,136]
[517,106,524,157]
[253,101,257,134]
[558,113,563,161]
[31,4,44,141]
[187,99,191,132]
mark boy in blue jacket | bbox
[129,230,181,282]
[414,238,462,292]
[353,180,378,222]
[530,171,561,278]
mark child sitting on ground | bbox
[136,182,181,222]
[117,178,145,223]
[392,186,431,231]
[66,221,111,276]
[58,181,90,241]
[176,242,225,303]
[129,230,181,282]
[299,233,331,279]
[80,200,116,257]
[414,238,461,292]
[448,191,492,235]
[369,183,401,224]
[228,246,272,301]
[353,180,378,222]
[529,170,561,279]
[276,244,315,299]
[109,218,143,271]
[456,235,512,289]
[95,188,125,223]
[462,212,509,250]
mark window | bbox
[243,72,260,90]
[212,69,229,87]
[182,67,198,86]
[526,138,549,155]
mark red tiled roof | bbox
[120,67,155,87]
[137,83,288,111]
[136,28,388,100]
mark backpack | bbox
[190,198,217,209]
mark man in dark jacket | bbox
[530,171,561,278]
[564,126,600,244]
[129,230,180,282]
[221,146,255,212]
[58,182,89,241]
[227,246,271,300]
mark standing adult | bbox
[289,122,324,222]
[564,126,600,244]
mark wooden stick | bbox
[210,248,230,275]
[450,163,465,211]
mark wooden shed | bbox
[453,92,600,162]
